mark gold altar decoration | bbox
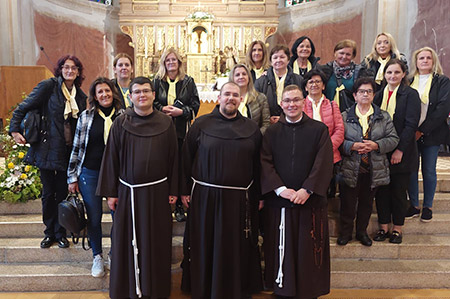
[119,0,279,84]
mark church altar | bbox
[118,0,279,85]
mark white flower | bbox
[6,177,11,182]
[26,179,32,185]
[12,145,17,149]
[0,182,4,188]
[25,144,30,147]
[18,180,24,185]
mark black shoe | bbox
[373,229,389,242]
[337,235,351,245]
[57,237,69,248]
[40,236,55,248]
[174,206,186,222]
[389,230,402,244]
[421,207,432,222]
[356,233,373,246]
[405,205,420,219]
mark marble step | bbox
[0,262,182,292]
[1,258,449,292]
[1,234,449,269]
[331,259,450,289]
[0,214,186,238]
[328,211,450,237]
[0,236,183,265]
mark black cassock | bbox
[181,106,263,299]
[260,114,333,299]
[97,109,178,299]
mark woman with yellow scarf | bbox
[406,47,450,222]
[361,33,407,92]
[373,59,421,244]
[153,47,200,222]
[288,36,320,77]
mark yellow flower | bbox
[7,162,14,169]
[18,152,25,159]
[24,165,31,172]
[20,173,28,179]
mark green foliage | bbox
[0,99,42,203]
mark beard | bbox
[220,103,238,117]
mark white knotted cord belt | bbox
[275,207,286,288]
[119,176,168,298]
[190,177,253,197]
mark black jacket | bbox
[416,74,450,146]
[254,66,303,116]
[319,61,365,112]
[9,77,87,171]
[153,75,200,140]
[374,84,421,173]
[359,53,408,92]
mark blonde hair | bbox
[229,64,259,104]
[156,47,186,80]
[410,46,443,77]
[364,33,401,65]
[245,40,270,71]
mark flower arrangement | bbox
[186,11,214,21]
[0,106,42,203]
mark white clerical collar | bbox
[286,114,303,123]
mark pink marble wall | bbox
[274,14,363,64]
[34,12,133,94]
[410,0,450,75]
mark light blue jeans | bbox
[408,144,440,209]
[79,167,103,257]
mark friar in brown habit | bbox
[180,82,263,299]
[260,84,333,299]
[97,76,178,299]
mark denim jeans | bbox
[79,167,103,257]
[408,144,440,209]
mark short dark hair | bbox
[302,69,327,91]
[129,76,154,94]
[270,45,290,61]
[54,55,85,87]
[88,77,122,111]
[220,82,240,96]
[353,77,377,93]
[282,84,302,99]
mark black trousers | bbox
[375,172,410,226]
[40,169,67,239]
[339,172,377,238]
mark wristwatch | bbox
[305,189,313,195]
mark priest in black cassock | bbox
[180,82,263,298]
[260,84,333,299]
[96,77,178,299]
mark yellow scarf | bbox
[98,107,115,144]
[254,67,264,80]
[238,93,249,118]
[293,60,312,75]
[274,69,287,106]
[375,55,390,84]
[410,74,432,105]
[333,84,345,109]
[167,77,179,106]
[61,83,79,120]
[117,81,131,108]
[355,104,374,135]
[380,85,400,119]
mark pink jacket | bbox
[303,97,344,163]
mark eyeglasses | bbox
[132,89,153,95]
[307,80,323,85]
[62,65,78,71]
[357,89,374,95]
[281,98,303,104]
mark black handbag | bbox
[20,109,46,144]
[58,193,90,250]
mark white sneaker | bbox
[91,254,105,277]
